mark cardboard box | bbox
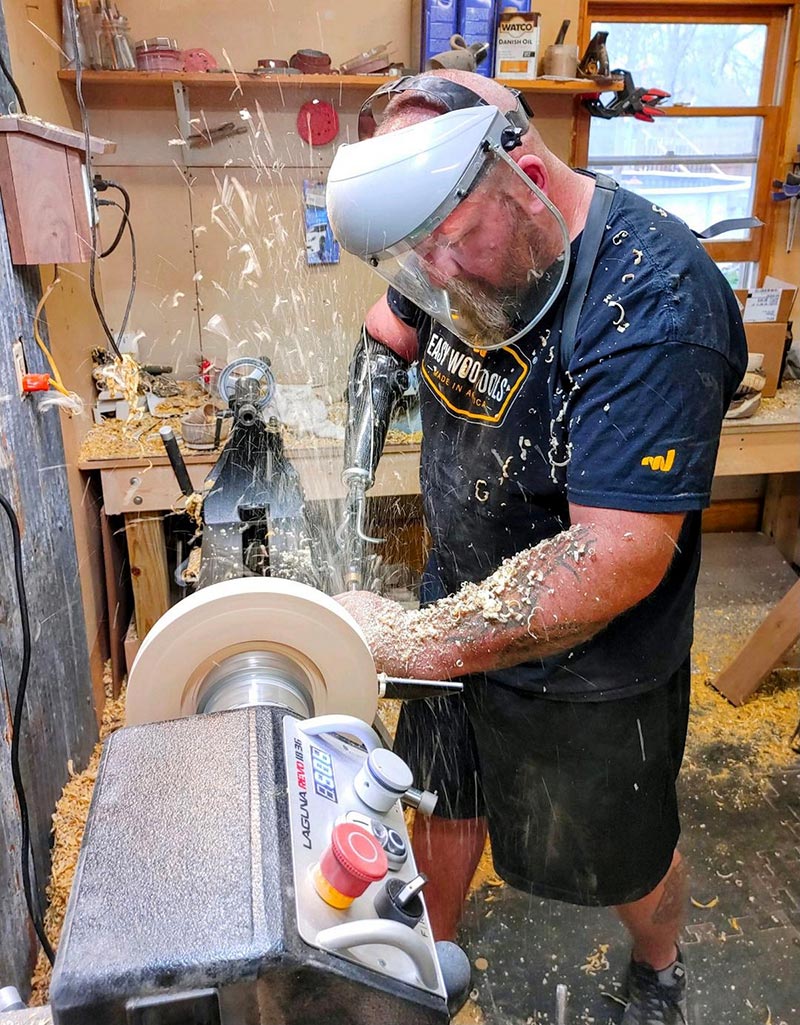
[494,10,540,79]
[734,280,797,398]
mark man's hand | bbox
[335,591,451,679]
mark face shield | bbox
[327,92,570,351]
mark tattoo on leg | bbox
[652,858,688,926]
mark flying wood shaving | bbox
[580,943,610,975]
[690,895,719,908]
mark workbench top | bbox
[79,381,799,471]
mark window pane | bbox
[715,262,758,289]
[588,117,762,236]
[592,22,767,107]
[588,117,762,162]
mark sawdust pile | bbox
[29,675,127,1006]
[80,393,421,463]
[685,659,799,809]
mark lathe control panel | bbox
[284,715,447,999]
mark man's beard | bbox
[441,220,557,350]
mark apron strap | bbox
[559,172,618,369]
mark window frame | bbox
[574,0,799,268]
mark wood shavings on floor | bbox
[685,659,799,809]
[29,668,127,1006]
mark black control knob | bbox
[374,873,427,928]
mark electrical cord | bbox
[97,178,131,258]
[97,197,137,343]
[0,492,55,966]
[0,46,27,114]
[65,0,128,361]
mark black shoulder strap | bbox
[560,172,618,369]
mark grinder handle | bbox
[297,714,382,752]
[316,920,439,991]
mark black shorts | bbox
[394,661,691,907]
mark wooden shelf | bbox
[57,69,617,97]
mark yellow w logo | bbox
[641,449,676,472]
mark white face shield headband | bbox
[327,80,571,351]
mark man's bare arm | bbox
[365,294,420,362]
[337,505,685,679]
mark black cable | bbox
[98,197,137,340]
[0,46,27,114]
[65,0,124,360]
[97,178,131,258]
[0,492,55,965]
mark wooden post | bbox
[713,578,800,706]
[0,11,96,994]
[125,512,171,638]
[762,471,800,565]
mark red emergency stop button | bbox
[313,822,388,909]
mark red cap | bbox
[22,374,51,393]
[319,823,388,899]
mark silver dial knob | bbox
[354,748,413,813]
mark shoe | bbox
[621,950,688,1024]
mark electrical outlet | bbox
[12,339,27,396]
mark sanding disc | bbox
[126,578,378,727]
[297,99,339,146]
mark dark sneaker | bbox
[621,951,688,1024]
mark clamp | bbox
[582,69,670,122]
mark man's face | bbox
[413,179,559,348]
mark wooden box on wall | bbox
[0,116,114,265]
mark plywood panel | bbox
[120,0,414,74]
[85,85,368,169]
[191,165,384,392]
[95,164,198,373]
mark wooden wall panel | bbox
[94,165,198,374]
[2,0,112,711]
[84,83,577,388]
[118,0,414,73]
[0,169,97,999]
[191,167,383,389]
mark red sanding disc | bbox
[182,48,218,72]
[297,99,339,146]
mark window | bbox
[575,1,797,272]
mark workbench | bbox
[79,382,800,681]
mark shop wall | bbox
[2,0,110,713]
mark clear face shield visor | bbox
[327,102,570,351]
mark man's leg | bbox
[616,850,689,1023]
[615,849,687,969]
[412,814,488,941]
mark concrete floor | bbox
[455,533,800,1025]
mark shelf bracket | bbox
[172,81,192,168]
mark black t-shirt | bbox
[387,182,747,700]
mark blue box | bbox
[457,0,495,77]
[418,0,459,69]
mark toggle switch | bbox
[374,873,428,929]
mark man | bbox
[327,70,747,1024]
